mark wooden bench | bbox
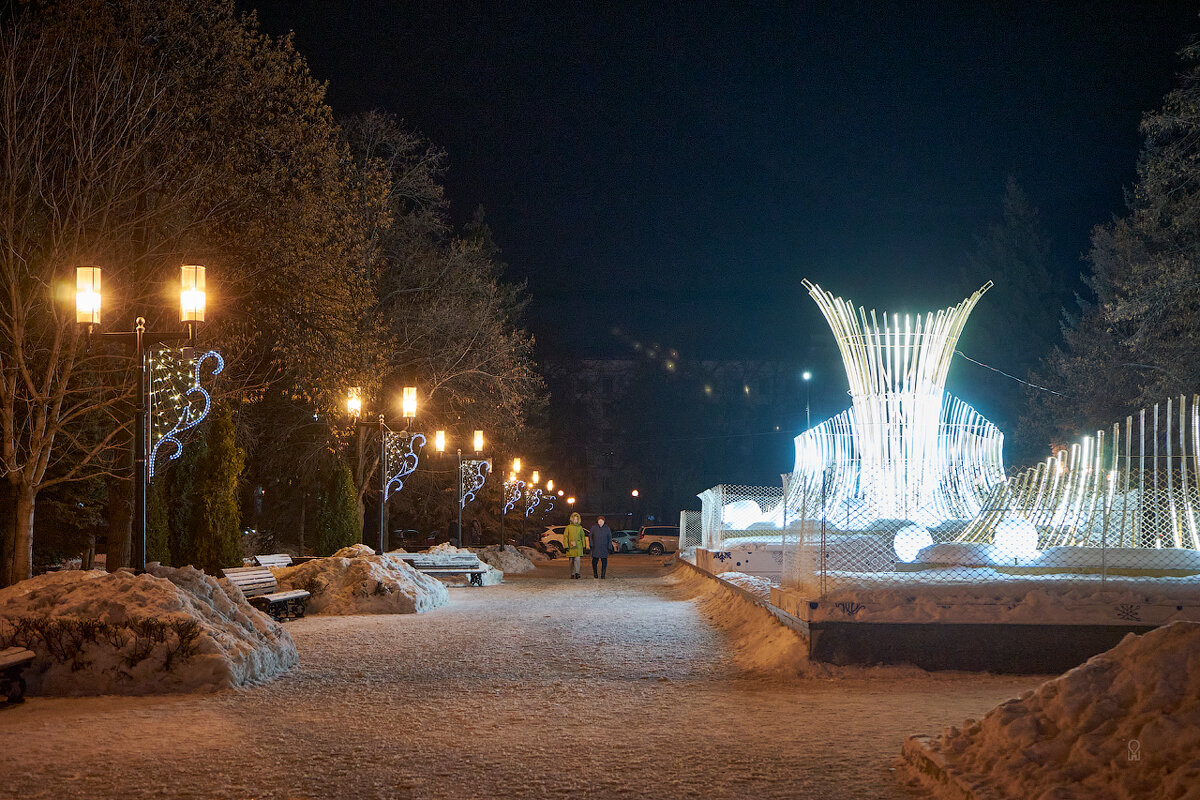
[221,566,310,620]
[391,553,490,587]
[253,553,294,569]
[0,647,36,704]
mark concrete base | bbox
[809,620,1154,673]
[695,545,783,581]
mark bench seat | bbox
[0,646,36,704]
[253,553,294,569]
[390,553,490,587]
[221,566,310,621]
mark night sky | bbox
[248,0,1197,391]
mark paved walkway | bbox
[0,556,1036,799]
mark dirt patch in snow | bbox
[907,621,1200,799]
[0,565,296,695]
[517,545,550,562]
[273,555,448,615]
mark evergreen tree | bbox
[187,403,245,573]
[314,464,362,556]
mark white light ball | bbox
[893,524,933,563]
[993,518,1040,561]
[721,499,764,531]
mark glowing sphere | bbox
[892,524,933,563]
[722,499,765,530]
[993,518,1040,561]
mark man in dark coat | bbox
[589,516,614,579]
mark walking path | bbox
[0,556,1037,799]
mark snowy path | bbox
[0,556,1038,799]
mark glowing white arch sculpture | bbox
[786,281,1007,526]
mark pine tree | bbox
[314,465,361,556]
[187,403,245,573]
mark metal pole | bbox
[132,317,147,572]
[379,415,386,554]
[456,448,463,548]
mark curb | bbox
[676,557,810,638]
[901,735,998,800]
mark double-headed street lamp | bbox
[348,386,423,554]
[434,429,489,548]
[77,265,215,573]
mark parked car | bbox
[541,525,623,554]
[612,529,638,553]
[637,525,680,555]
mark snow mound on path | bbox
[332,543,377,558]
[473,544,535,573]
[924,621,1200,799]
[518,546,550,562]
[273,555,448,615]
[0,565,296,695]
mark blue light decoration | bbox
[148,348,224,479]
[525,487,543,518]
[460,459,491,508]
[383,431,426,500]
[504,477,525,514]
[542,495,556,515]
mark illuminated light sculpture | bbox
[784,281,1006,528]
[503,474,525,514]
[148,348,225,478]
[893,524,934,563]
[459,459,490,509]
[960,394,1200,551]
[382,429,426,500]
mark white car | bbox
[540,525,618,554]
[637,525,680,555]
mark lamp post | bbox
[631,488,641,530]
[77,264,210,573]
[802,370,812,430]
[434,429,489,547]
[349,386,422,554]
[501,459,523,546]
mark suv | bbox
[637,525,680,555]
[612,529,638,553]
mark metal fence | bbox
[678,510,703,552]
[697,483,786,549]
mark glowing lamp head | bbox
[546,479,554,491]
[473,430,484,452]
[401,386,417,419]
[512,458,521,474]
[557,489,564,497]
[802,370,812,381]
[434,430,446,453]
[531,470,539,486]
[993,518,1040,562]
[180,265,206,322]
[75,266,102,325]
[346,387,362,417]
[631,489,639,497]
[567,496,576,505]
[892,524,933,563]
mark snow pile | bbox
[272,555,448,615]
[665,564,811,676]
[473,544,536,573]
[720,571,774,601]
[332,543,377,558]
[0,565,296,695]
[915,621,1200,799]
[421,543,503,585]
[517,545,550,562]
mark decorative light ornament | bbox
[75,266,102,325]
[992,518,1040,561]
[148,348,224,478]
[525,486,543,517]
[401,386,417,419]
[460,459,491,508]
[504,475,525,514]
[892,524,934,563]
[382,430,425,500]
[180,265,206,322]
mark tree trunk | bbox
[5,482,37,585]
[0,481,13,587]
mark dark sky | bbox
[247,0,1197,369]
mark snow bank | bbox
[422,543,503,585]
[272,555,448,615]
[0,565,296,695]
[332,543,377,558]
[916,621,1200,799]
[472,544,535,573]
[719,571,774,601]
[517,545,550,562]
[665,564,811,676]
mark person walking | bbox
[563,512,586,579]
[589,516,613,579]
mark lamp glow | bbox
[892,524,933,563]
[631,489,639,497]
[473,430,484,452]
[531,470,539,486]
[346,387,362,417]
[513,458,521,474]
[434,430,446,453]
[546,479,554,491]
[180,265,206,322]
[567,496,576,505]
[75,266,102,325]
[993,518,1040,561]
[402,386,417,418]
[557,489,564,497]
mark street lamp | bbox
[434,429,490,547]
[77,264,212,573]
[349,386,423,554]
[802,370,813,430]
[631,489,641,530]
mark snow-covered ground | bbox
[0,565,295,695]
[905,621,1200,799]
[0,555,1036,799]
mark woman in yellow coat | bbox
[563,512,586,579]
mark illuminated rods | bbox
[459,459,491,509]
[383,432,426,500]
[148,349,224,479]
[788,282,1006,525]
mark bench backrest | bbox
[253,553,294,568]
[0,647,35,670]
[221,566,279,597]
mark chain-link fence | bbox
[678,510,703,552]
[697,484,786,549]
